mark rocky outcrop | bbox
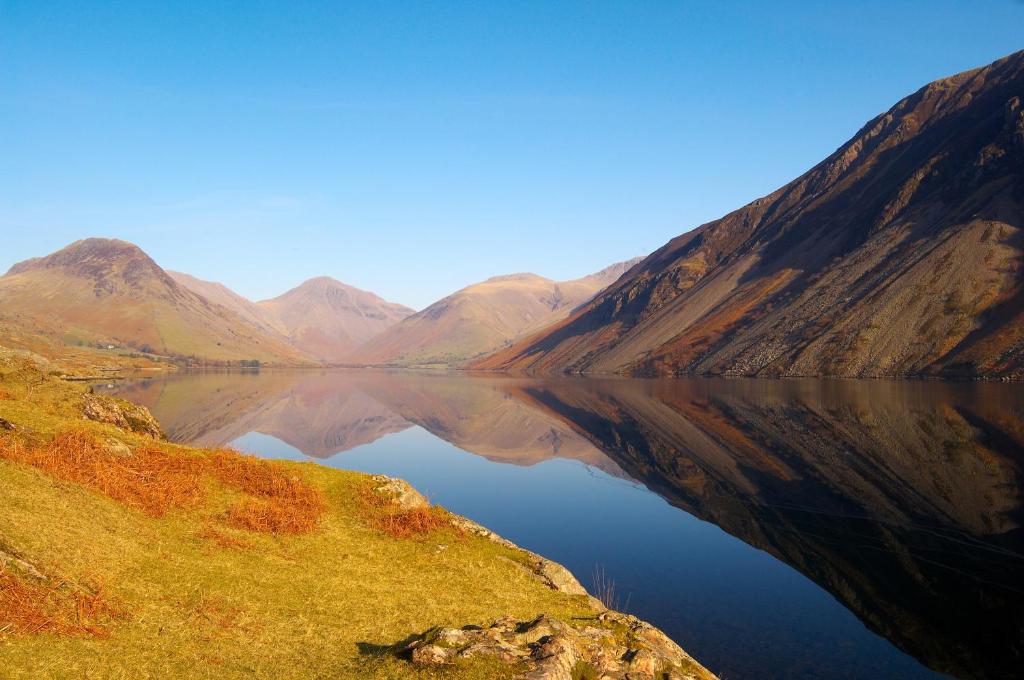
[402,612,716,680]
[370,474,429,510]
[102,437,133,458]
[82,393,163,439]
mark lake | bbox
[102,370,1024,680]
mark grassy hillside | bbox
[349,259,640,369]
[0,239,310,366]
[0,350,714,679]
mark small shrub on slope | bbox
[0,429,202,517]
[0,567,124,638]
[0,431,325,535]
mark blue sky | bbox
[2,1,1022,309]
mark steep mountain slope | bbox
[349,258,640,367]
[256,278,414,363]
[0,239,308,364]
[478,50,1024,379]
[167,271,283,337]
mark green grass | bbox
[0,360,596,679]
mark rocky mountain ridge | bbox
[476,50,1024,379]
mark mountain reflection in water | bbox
[107,371,1024,680]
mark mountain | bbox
[167,271,282,337]
[349,258,641,367]
[170,272,414,363]
[254,277,414,363]
[0,238,307,364]
[477,50,1024,379]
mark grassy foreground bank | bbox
[0,349,715,679]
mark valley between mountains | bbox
[2,50,1022,379]
[0,237,640,369]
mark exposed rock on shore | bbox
[369,474,718,678]
[403,612,715,680]
[370,474,429,509]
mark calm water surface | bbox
[104,371,1024,680]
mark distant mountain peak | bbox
[294,275,346,290]
[585,256,643,284]
[8,237,158,276]
[5,237,178,300]
[482,273,549,284]
[348,257,643,368]
[0,238,308,363]
[267,276,403,306]
[255,276,413,363]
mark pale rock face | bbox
[370,474,429,510]
[0,548,45,581]
[102,437,133,458]
[82,393,163,439]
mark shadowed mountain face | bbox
[0,239,308,364]
[478,50,1024,379]
[514,378,1024,680]
[348,258,642,368]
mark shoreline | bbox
[0,346,717,679]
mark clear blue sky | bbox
[2,1,1021,309]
